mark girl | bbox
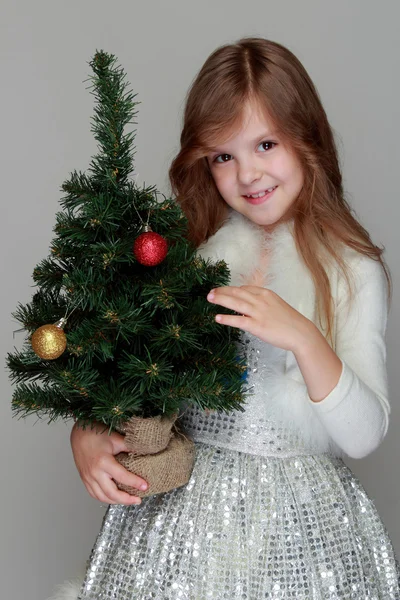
[52,38,399,599]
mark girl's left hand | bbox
[207,285,312,353]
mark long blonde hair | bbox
[169,37,391,340]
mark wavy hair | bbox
[169,37,391,340]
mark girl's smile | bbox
[242,185,278,205]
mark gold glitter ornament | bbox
[31,318,67,360]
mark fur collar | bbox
[197,209,273,287]
[197,210,344,457]
[197,209,316,321]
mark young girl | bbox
[52,38,400,599]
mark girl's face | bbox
[207,100,304,229]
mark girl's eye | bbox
[214,153,232,164]
[258,141,276,152]
[213,141,276,163]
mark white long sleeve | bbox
[308,254,390,459]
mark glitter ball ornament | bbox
[133,228,168,266]
[31,318,67,360]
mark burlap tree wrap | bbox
[114,413,195,498]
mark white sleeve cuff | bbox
[307,360,388,458]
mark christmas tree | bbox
[7,50,247,434]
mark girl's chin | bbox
[240,210,275,227]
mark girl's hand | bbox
[70,421,148,506]
[207,285,311,352]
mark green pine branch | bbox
[87,50,139,188]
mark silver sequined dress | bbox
[77,332,400,599]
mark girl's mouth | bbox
[242,186,278,205]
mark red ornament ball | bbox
[133,231,168,266]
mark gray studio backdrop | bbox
[1,1,399,599]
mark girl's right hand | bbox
[70,421,148,505]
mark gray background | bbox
[1,1,399,599]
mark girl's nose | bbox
[237,162,262,186]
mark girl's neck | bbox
[240,242,270,287]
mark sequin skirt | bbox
[77,442,400,599]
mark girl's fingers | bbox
[210,286,257,301]
[108,461,149,494]
[216,315,265,342]
[82,457,147,505]
[239,285,270,296]
[208,292,254,315]
[215,314,250,329]
[92,474,143,505]
[88,451,148,493]
[83,481,98,501]
[109,431,132,455]
[100,475,143,505]
[88,479,115,504]
[208,285,268,312]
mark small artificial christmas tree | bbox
[7,51,247,497]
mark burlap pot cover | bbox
[114,413,195,498]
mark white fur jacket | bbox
[47,210,390,600]
[195,210,390,461]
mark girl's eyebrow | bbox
[209,131,277,153]
[252,130,277,141]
